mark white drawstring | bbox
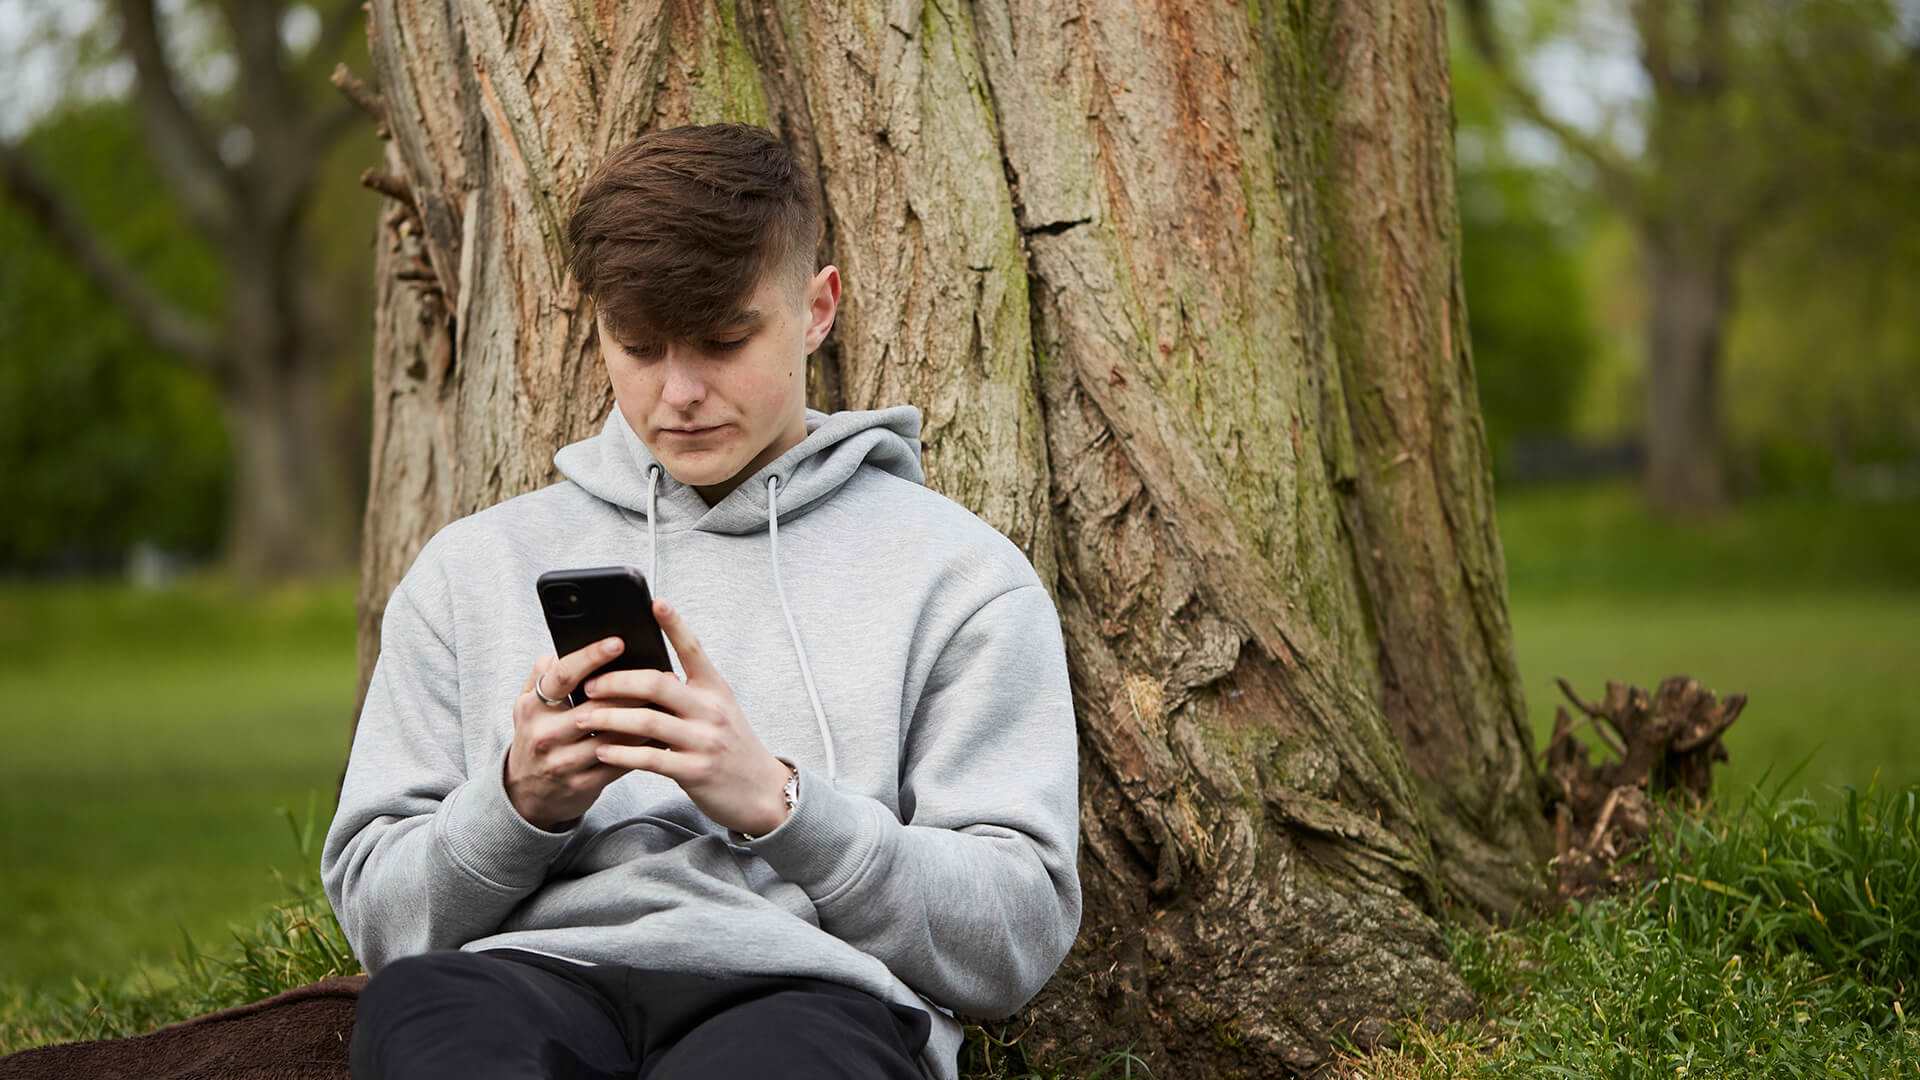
[641,464,837,784]
[646,465,675,676]
[769,473,838,784]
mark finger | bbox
[579,704,704,750]
[576,759,630,785]
[582,666,702,715]
[547,737,629,780]
[652,599,720,686]
[523,653,557,695]
[593,741,684,780]
[545,636,627,701]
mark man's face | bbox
[598,265,840,502]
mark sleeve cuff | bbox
[735,761,890,903]
[436,741,581,890]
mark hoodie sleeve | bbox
[740,583,1083,1019]
[319,540,582,976]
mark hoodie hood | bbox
[555,403,924,535]
[552,402,925,785]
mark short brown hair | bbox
[564,123,820,345]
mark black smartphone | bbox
[536,565,675,708]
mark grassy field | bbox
[0,479,1915,1070]
[0,575,355,995]
[1496,482,1920,800]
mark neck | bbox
[691,410,809,505]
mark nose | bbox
[658,347,705,409]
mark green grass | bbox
[1340,776,1920,1077]
[0,803,358,1055]
[1510,592,1920,800]
[1494,480,1920,597]
[1497,481,1920,800]
[1,479,1916,1074]
[0,571,356,996]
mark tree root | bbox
[1542,675,1745,900]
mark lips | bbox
[662,424,726,437]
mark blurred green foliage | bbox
[0,100,232,572]
[0,4,381,576]
[1710,0,1920,494]
[1727,165,1920,493]
[1451,0,1920,495]
[1452,36,1600,477]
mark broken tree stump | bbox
[1542,675,1746,899]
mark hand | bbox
[578,598,795,838]
[505,636,642,831]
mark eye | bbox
[706,337,748,352]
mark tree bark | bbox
[1641,226,1733,514]
[348,0,1551,1073]
[220,351,357,578]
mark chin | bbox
[657,451,738,484]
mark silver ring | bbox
[533,670,568,709]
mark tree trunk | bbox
[218,350,356,578]
[347,1,1550,1073]
[1642,226,1733,514]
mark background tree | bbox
[0,0,374,577]
[1451,37,1600,478]
[346,0,1553,1073]
[1458,0,1920,514]
[0,100,231,572]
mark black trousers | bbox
[349,947,934,1080]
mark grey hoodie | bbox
[320,403,1082,1080]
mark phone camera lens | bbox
[565,590,579,607]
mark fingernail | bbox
[658,600,672,617]
[603,638,622,654]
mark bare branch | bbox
[1457,0,1648,214]
[209,1,336,238]
[218,0,301,136]
[113,0,235,238]
[1630,0,1676,96]
[0,142,224,377]
[329,62,388,138]
[359,167,415,209]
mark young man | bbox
[321,123,1082,1080]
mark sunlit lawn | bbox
[0,478,1914,1015]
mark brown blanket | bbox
[0,975,368,1080]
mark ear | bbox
[805,266,840,353]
